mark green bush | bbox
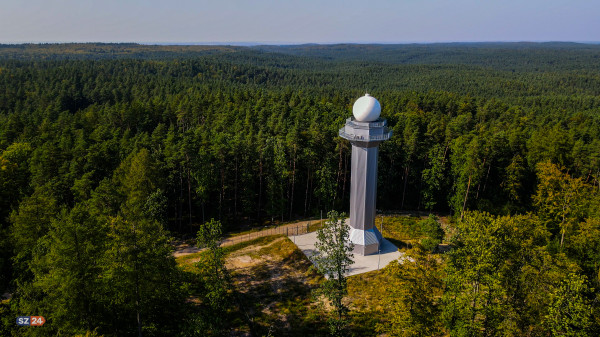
[418,215,444,252]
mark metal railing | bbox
[218,223,312,247]
[345,117,387,128]
[339,129,393,142]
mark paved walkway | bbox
[290,231,403,277]
[174,218,403,277]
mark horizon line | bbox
[1,40,600,46]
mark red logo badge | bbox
[30,316,46,326]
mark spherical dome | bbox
[352,94,381,122]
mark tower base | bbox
[348,226,383,256]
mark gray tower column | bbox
[340,117,392,255]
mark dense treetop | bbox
[0,42,599,336]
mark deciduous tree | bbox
[378,246,444,337]
[313,210,354,336]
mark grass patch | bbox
[381,214,451,249]
[348,269,392,312]
[380,215,426,247]
[223,235,278,254]
[308,220,324,232]
[176,250,208,271]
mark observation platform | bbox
[339,117,392,146]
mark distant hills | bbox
[252,42,600,71]
[1,42,599,72]
[0,43,243,60]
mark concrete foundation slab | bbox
[289,231,403,277]
[348,226,383,255]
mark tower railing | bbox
[346,117,387,128]
[339,129,393,142]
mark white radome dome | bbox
[352,94,381,122]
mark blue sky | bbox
[1,0,598,44]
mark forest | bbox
[0,42,599,336]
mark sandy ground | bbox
[224,236,319,327]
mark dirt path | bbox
[173,219,321,257]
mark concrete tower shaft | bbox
[339,94,392,255]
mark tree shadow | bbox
[230,249,328,336]
[385,237,412,250]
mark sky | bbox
[1,0,599,44]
